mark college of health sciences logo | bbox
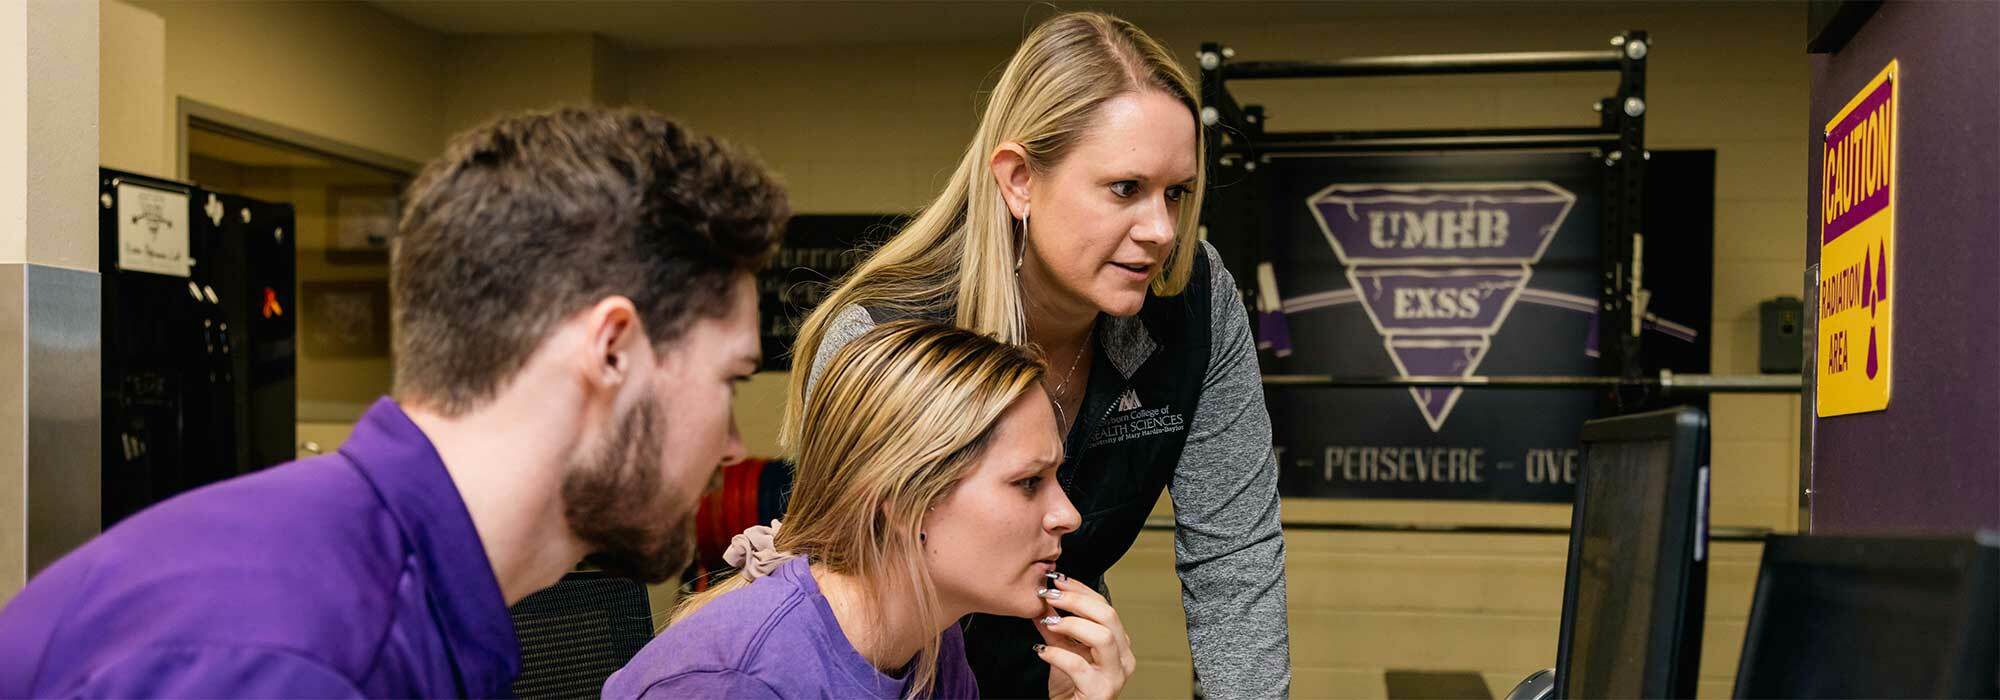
[1306,182,1577,432]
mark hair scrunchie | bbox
[722,520,795,582]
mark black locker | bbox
[99,169,296,527]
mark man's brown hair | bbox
[392,107,788,414]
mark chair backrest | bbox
[509,571,655,699]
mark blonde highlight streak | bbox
[782,12,1204,457]
[677,321,1045,698]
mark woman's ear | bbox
[989,142,1033,220]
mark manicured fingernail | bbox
[1037,588,1063,600]
[1040,615,1061,626]
[1051,572,1068,582]
[1033,643,1047,653]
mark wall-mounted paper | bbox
[117,182,192,277]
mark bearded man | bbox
[0,107,789,697]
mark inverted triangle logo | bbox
[1385,336,1491,431]
[1306,182,1577,431]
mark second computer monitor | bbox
[1733,534,1999,699]
[1555,406,1711,700]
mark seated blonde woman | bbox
[605,320,1134,699]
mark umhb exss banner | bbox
[1252,152,1711,502]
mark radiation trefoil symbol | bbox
[1862,238,1887,379]
[1307,183,1577,432]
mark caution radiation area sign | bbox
[1817,60,1897,417]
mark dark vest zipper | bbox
[1060,331,1128,493]
[1063,399,1122,493]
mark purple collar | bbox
[339,398,521,691]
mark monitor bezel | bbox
[1733,533,1999,698]
[1554,405,1711,700]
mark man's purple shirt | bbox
[0,398,520,697]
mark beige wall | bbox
[113,2,628,176]
[132,0,447,166]
[2,4,28,267]
[1,0,25,606]
[630,4,1807,697]
[3,0,100,604]
[99,0,169,179]
[626,42,1007,458]
[12,0,98,272]
[442,34,627,140]
[592,36,627,112]
[628,43,998,215]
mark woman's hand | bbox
[1035,574,1135,700]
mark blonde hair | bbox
[672,320,1046,698]
[780,11,1204,452]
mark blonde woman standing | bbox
[784,12,1289,699]
[608,321,1134,699]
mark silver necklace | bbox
[1046,329,1090,433]
[1018,212,1090,432]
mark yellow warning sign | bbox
[1816,60,1896,417]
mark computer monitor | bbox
[1734,533,1999,699]
[1554,406,1710,700]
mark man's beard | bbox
[562,395,698,583]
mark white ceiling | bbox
[368,1,1674,51]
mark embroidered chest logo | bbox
[1087,393,1186,449]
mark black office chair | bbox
[509,571,655,699]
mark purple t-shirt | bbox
[605,557,980,699]
[0,399,519,697]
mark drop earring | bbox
[1015,211,1029,276]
